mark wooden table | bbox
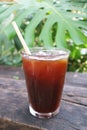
[0,66,87,130]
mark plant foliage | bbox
[0,0,87,71]
[0,0,87,48]
[0,33,21,66]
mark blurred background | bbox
[0,0,87,72]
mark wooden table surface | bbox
[0,66,87,130]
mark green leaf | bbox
[24,0,87,48]
[24,9,49,47]
[0,4,18,22]
[39,14,58,48]
[67,24,87,44]
[0,4,9,13]
[0,0,87,48]
[55,21,67,48]
[4,7,38,39]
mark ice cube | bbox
[37,51,47,56]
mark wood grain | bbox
[0,66,87,130]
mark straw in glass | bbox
[12,21,31,55]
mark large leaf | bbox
[0,0,87,48]
[25,9,50,47]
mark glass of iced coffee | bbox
[22,48,69,118]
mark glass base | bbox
[29,105,60,119]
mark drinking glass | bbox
[22,48,70,118]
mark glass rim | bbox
[21,47,70,61]
[22,47,70,55]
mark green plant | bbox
[0,33,21,66]
[0,0,87,71]
[0,0,87,47]
[68,43,87,72]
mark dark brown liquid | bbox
[22,55,68,113]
